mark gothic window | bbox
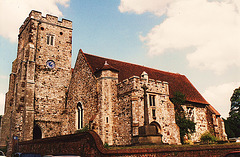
[77,102,83,129]
[149,95,156,119]
[149,95,155,106]
[47,34,54,46]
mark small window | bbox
[149,95,155,106]
[106,117,109,123]
[152,109,156,118]
[20,97,25,102]
[47,34,54,46]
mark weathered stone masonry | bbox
[0,10,72,154]
[64,50,98,135]
[116,73,180,145]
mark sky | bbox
[0,0,240,118]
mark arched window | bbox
[77,102,83,129]
[33,124,42,140]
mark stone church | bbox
[0,10,227,148]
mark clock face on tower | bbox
[46,60,55,69]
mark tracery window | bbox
[149,95,156,119]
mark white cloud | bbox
[203,82,240,119]
[119,0,240,74]
[119,0,174,16]
[0,93,5,115]
[0,0,70,43]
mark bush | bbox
[200,132,218,144]
[103,143,109,149]
[75,125,90,133]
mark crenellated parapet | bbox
[19,10,72,34]
[117,72,169,96]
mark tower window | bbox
[149,95,155,106]
[47,34,54,46]
[77,102,83,129]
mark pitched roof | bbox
[95,61,119,73]
[207,105,221,116]
[81,51,209,105]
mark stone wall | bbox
[182,104,208,142]
[206,106,227,141]
[96,68,119,145]
[113,93,132,145]
[116,72,180,145]
[32,10,72,138]
[65,50,98,135]
[206,106,215,134]
[216,117,227,140]
[15,131,240,157]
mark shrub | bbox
[104,143,109,149]
[75,125,90,133]
[200,132,218,144]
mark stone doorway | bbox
[33,125,42,139]
[150,121,161,135]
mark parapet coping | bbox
[116,75,169,86]
[18,130,238,156]
[19,10,72,37]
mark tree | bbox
[230,87,240,117]
[223,118,235,138]
[225,87,240,138]
[171,92,196,144]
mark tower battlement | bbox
[117,72,169,96]
[19,10,72,33]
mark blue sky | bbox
[0,0,240,118]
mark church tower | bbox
[0,10,72,149]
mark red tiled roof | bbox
[208,105,221,116]
[82,51,209,105]
[96,61,119,73]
